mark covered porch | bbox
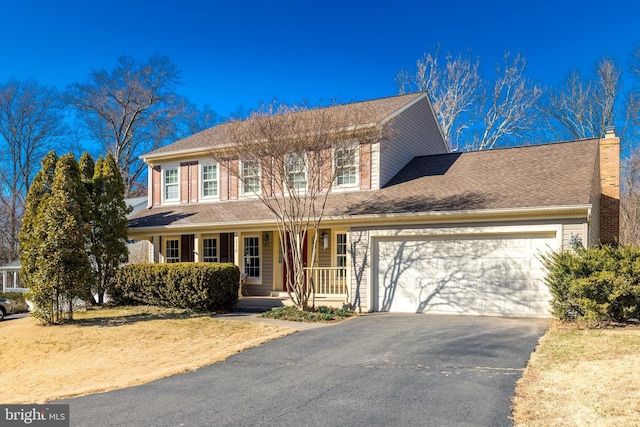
[0,260,28,293]
[131,227,351,305]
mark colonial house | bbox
[127,92,620,317]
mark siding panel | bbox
[379,96,448,188]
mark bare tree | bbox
[216,102,390,310]
[67,55,208,196]
[621,148,640,244]
[396,48,540,151]
[0,79,67,263]
[540,57,621,140]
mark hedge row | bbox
[540,244,640,322]
[109,263,239,311]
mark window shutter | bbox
[152,165,161,206]
[359,143,371,190]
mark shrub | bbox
[109,263,239,311]
[261,305,354,322]
[540,244,640,323]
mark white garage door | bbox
[373,233,556,317]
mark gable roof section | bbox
[142,93,427,159]
[129,138,599,230]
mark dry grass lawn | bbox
[0,306,294,404]
[513,321,640,426]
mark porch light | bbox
[323,232,329,250]
[263,232,270,245]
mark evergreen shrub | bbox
[110,263,239,311]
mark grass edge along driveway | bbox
[512,320,640,426]
[0,306,295,404]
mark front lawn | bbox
[512,321,640,426]
[0,306,293,403]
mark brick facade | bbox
[599,127,620,244]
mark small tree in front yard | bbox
[20,153,92,323]
[217,102,391,311]
[85,153,130,304]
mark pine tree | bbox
[19,151,58,291]
[88,153,130,304]
[20,153,92,323]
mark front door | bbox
[219,233,235,263]
[282,233,308,292]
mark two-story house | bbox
[127,92,620,317]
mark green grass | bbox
[261,305,354,322]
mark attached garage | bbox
[370,226,561,317]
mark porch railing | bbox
[304,267,348,298]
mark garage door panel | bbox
[374,234,555,317]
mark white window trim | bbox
[201,162,220,200]
[202,236,219,262]
[285,153,307,192]
[242,235,261,283]
[333,143,359,190]
[163,166,180,203]
[241,160,261,196]
[165,238,180,263]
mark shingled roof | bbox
[129,138,599,229]
[143,93,425,158]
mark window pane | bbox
[165,169,179,200]
[242,161,260,194]
[203,238,217,262]
[203,165,218,197]
[335,147,357,186]
[243,237,260,277]
[166,239,179,263]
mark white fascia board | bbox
[140,147,215,162]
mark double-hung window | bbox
[335,145,357,187]
[286,154,306,191]
[202,164,218,198]
[242,161,261,195]
[165,169,179,200]
[166,239,179,263]
[243,237,260,278]
[202,238,218,262]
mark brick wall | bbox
[599,128,620,244]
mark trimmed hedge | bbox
[540,244,640,322]
[109,263,239,311]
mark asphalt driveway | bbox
[59,314,549,427]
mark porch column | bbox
[13,271,18,289]
[2,271,6,293]
[194,234,201,262]
[152,235,160,263]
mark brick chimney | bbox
[599,126,620,244]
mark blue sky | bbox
[1,0,639,119]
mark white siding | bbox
[378,96,448,188]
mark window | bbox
[202,164,218,198]
[166,239,179,263]
[202,238,218,262]
[164,169,179,200]
[336,233,347,277]
[242,161,260,195]
[286,154,306,191]
[335,146,357,187]
[243,236,260,278]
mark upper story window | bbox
[242,160,261,195]
[202,164,218,198]
[286,154,306,191]
[334,145,358,187]
[164,169,179,201]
